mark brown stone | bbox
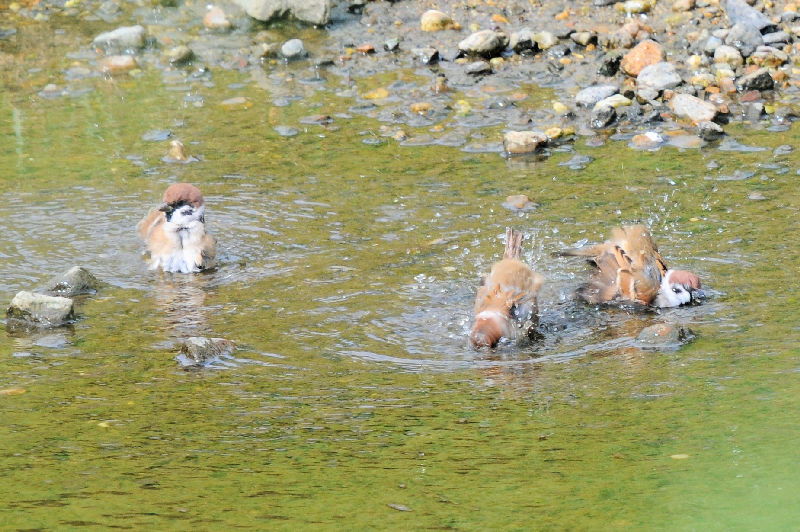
[100,55,137,74]
[203,6,232,30]
[620,39,665,76]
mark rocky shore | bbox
[2,0,798,156]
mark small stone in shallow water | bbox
[575,85,618,107]
[697,120,724,140]
[100,55,137,74]
[773,144,792,156]
[502,194,538,211]
[274,125,299,136]
[465,60,492,76]
[630,131,664,149]
[503,131,548,155]
[166,45,194,65]
[747,191,766,200]
[636,323,694,349]
[411,47,439,64]
[38,83,65,99]
[142,129,172,141]
[363,87,389,100]
[42,266,100,297]
[736,68,774,92]
[92,25,146,53]
[203,6,232,30]
[458,30,507,58]
[219,96,252,110]
[670,93,718,123]
[280,39,307,60]
[590,105,617,128]
[620,39,664,76]
[420,10,458,31]
[384,38,400,52]
[162,139,198,163]
[177,337,235,367]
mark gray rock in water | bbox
[670,93,718,122]
[590,105,617,129]
[178,337,235,367]
[280,39,307,59]
[762,31,789,45]
[737,68,774,91]
[465,60,492,76]
[458,29,507,58]
[598,54,621,76]
[92,25,146,53]
[233,0,331,25]
[503,131,548,155]
[42,266,101,297]
[724,23,763,57]
[723,0,775,33]
[637,62,682,93]
[7,291,74,328]
[575,85,618,107]
[636,323,694,349]
[510,28,537,54]
[411,47,439,64]
[697,120,725,140]
[166,45,194,65]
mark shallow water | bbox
[2,11,800,530]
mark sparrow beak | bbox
[158,202,173,213]
[690,288,706,302]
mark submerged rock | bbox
[7,291,74,328]
[636,323,694,349]
[503,130,548,154]
[178,337,235,367]
[575,85,618,107]
[458,30,507,58]
[234,0,331,25]
[203,6,233,30]
[280,39,307,60]
[42,266,101,297]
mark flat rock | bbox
[7,291,74,328]
[42,266,101,297]
[92,25,146,53]
[503,130,548,155]
[636,61,682,92]
[233,0,331,25]
[620,39,664,76]
[670,93,718,122]
[177,337,235,367]
[575,84,618,107]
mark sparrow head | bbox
[158,183,206,227]
[470,310,510,349]
[655,269,702,307]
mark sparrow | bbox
[137,183,217,273]
[471,227,544,348]
[559,225,701,307]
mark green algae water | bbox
[2,13,800,531]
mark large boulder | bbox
[7,291,74,327]
[233,0,331,25]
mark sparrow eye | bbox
[672,287,683,294]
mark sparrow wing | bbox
[137,208,165,241]
[198,234,217,270]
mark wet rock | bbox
[724,23,763,57]
[747,191,766,200]
[384,38,400,52]
[713,45,743,67]
[274,125,299,136]
[636,62,682,94]
[420,10,457,31]
[575,85,618,107]
[465,60,492,76]
[774,144,793,156]
[99,55,137,74]
[166,45,194,65]
[570,31,596,46]
[621,39,665,76]
[220,96,252,109]
[672,0,694,11]
[356,43,375,54]
[598,53,622,76]
[744,101,764,122]
[697,120,725,140]
[163,139,198,163]
[234,0,331,25]
[411,47,439,64]
[503,130,548,155]
[42,266,100,297]
[7,291,74,328]
[142,129,172,141]
[594,94,631,110]
[590,105,617,128]
[92,25,146,53]
[458,30,507,58]
[502,194,538,211]
[510,28,537,54]
[177,336,235,367]
[534,31,558,50]
[762,31,789,46]
[38,83,65,99]
[203,6,232,30]
[670,93,718,122]
[723,0,775,33]
[280,39,307,60]
[636,323,694,349]
[601,28,635,49]
[749,46,787,68]
[737,68,774,91]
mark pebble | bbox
[100,55,137,74]
[713,45,743,67]
[670,93,718,122]
[697,120,724,140]
[724,0,775,33]
[142,129,172,141]
[737,68,774,91]
[458,30,507,58]
[203,6,232,30]
[621,39,665,76]
[384,38,400,52]
[630,131,664,149]
[280,39,307,60]
[570,32,596,46]
[177,337,235,368]
[636,323,694,349]
[510,28,537,54]
[411,47,439,64]
[363,87,389,100]
[575,84,618,107]
[219,96,252,109]
[534,31,558,50]
[274,125,299,136]
[593,94,631,110]
[166,45,194,65]
[92,25,146,53]
[465,60,492,76]
[420,10,458,31]
[724,23,763,57]
[503,130,548,155]
[747,191,767,200]
[636,62,682,93]
[590,105,617,128]
[749,46,787,68]
[162,139,195,163]
[502,194,538,211]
